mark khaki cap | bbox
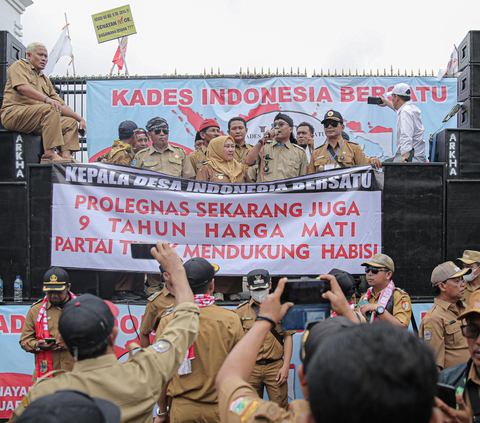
[458,290,480,320]
[361,254,395,272]
[431,261,470,286]
[457,250,480,265]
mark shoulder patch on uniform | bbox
[151,340,171,354]
[229,396,260,417]
[161,307,175,317]
[237,301,249,309]
[401,300,410,311]
[423,328,432,340]
[346,140,359,145]
[32,298,43,305]
[148,291,161,301]
[131,159,137,166]
[395,287,408,294]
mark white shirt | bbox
[396,101,426,162]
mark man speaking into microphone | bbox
[245,113,307,182]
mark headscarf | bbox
[206,136,243,183]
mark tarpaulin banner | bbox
[50,163,383,275]
[86,77,457,161]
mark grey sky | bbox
[22,0,480,77]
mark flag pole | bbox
[64,13,76,75]
[118,37,129,77]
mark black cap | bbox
[59,294,114,350]
[300,317,356,372]
[16,390,121,423]
[246,269,270,290]
[118,120,137,139]
[321,110,344,124]
[328,268,355,296]
[274,112,294,127]
[183,258,219,289]
[146,117,169,132]
[43,267,69,292]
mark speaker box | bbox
[434,128,480,179]
[28,165,115,299]
[0,31,26,114]
[458,98,480,129]
[382,164,445,298]
[0,131,43,182]
[0,183,28,300]
[446,180,480,262]
[459,30,480,72]
[458,65,480,102]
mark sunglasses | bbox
[272,122,288,128]
[323,121,340,128]
[461,324,480,339]
[365,267,388,275]
[153,128,169,135]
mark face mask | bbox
[464,267,480,282]
[251,289,268,304]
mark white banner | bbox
[51,164,383,275]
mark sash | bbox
[34,292,76,379]
[178,294,215,375]
[363,281,395,322]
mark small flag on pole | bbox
[44,25,74,76]
[436,46,458,81]
[112,37,128,70]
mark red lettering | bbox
[293,87,307,102]
[109,218,122,232]
[416,86,430,102]
[164,89,177,106]
[147,89,161,105]
[432,87,447,102]
[321,223,334,237]
[119,240,132,254]
[75,237,85,252]
[62,238,74,252]
[302,223,318,237]
[55,237,63,250]
[210,89,225,105]
[357,86,369,102]
[179,89,193,106]
[11,315,25,333]
[112,89,129,106]
[316,87,333,102]
[75,195,86,209]
[129,90,145,106]
[279,87,292,102]
[125,198,135,213]
[371,87,386,97]
[0,315,9,333]
[341,87,355,102]
[205,224,218,237]
[120,315,139,334]
[228,89,241,105]
[244,88,259,105]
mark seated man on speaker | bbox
[0,42,86,163]
[379,83,426,162]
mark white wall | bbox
[0,0,33,41]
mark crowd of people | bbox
[13,247,480,423]
[5,41,467,423]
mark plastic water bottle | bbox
[0,276,3,302]
[14,276,23,302]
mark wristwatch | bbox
[376,306,385,315]
[35,342,41,352]
[156,407,169,418]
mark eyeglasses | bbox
[153,128,169,135]
[323,121,339,128]
[461,324,480,339]
[272,122,288,128]
[365,267,388,275]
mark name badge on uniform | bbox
[241,317,254,321]
[324,164,335,170]
[144,159,155,162]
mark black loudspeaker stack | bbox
[0,31,26,117]
[457,31,480,128]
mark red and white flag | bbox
[112,37,128,70]
[437,46,458,81]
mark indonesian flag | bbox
[436,46,458,81]
[112,37,128,70]
[44,25,73,76]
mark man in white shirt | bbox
[379,83,426,162]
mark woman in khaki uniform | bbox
[195,135,250,300]
[196,136,251,184]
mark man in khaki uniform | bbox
[357,254,412,328]
[139,265,175,348]
[11,241,200,423]
[104,121,138,165]
[156,257,244,423]
[458,250,480,303]
[419,261,470,371]
[189,119,221,174]
[236,269,294,409]
[20,268,75,380]
[227,117,254,171]
[0,42,85,163]
[308,110,381,173]
[133,117,194,178]
[245,113,308,182]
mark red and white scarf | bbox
[178,294,215,375]
[363,281,395,322]
[34,292,76,379]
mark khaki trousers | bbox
[2,104,79,151]
[249,358,288,409]
[170,396,220,423]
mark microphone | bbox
[264,130,279,139]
